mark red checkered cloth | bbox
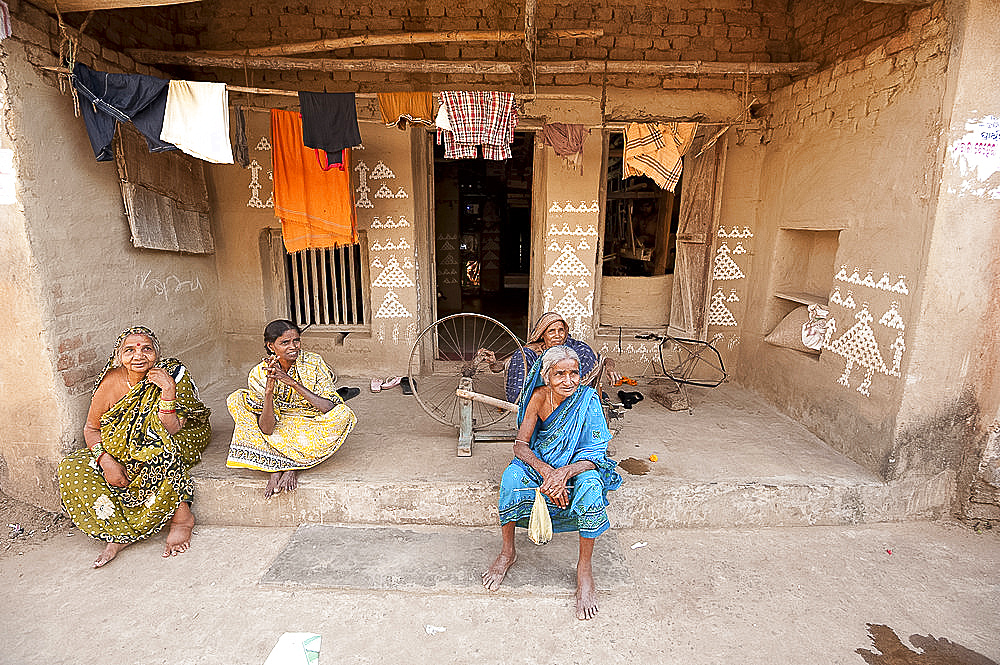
[623,122,698,191]
[436,91,518,160]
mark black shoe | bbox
[617,390,634,409]
[337,386,361,402]
[400,377,415,395]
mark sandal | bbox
[381,376,403,390]
[370,378,382,393]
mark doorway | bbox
[433,133,534,337]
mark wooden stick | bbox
[203,29,602,57]
[456,388,518,413]
[537,61,818,76]
[524,0,537,81]
[125,50,818,77]
[126,51,520,74]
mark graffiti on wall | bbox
[824,265,909,397]
[948,115,1000,200]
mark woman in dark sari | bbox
[57,327,211,567]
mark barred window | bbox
[284,230,369,328]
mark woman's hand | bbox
[540,465,572,508]
[146,368,177,399]
[100,455,130,488]
[265,356,298,388]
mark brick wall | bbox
[790,0,911,70]
[764,2,948,141]
[165,0,793,93]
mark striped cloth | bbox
[436,91,518,160]
[623,122,698,191]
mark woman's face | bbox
[547,358,580,398]
[268,329,301,364]
[118,334,157,376]
[541,320,568,348]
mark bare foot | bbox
[575,565,599,620]
[163,502,194,558]
[277,470,298,493]
[93,542,128,568]
[264,472,282,497]
[481,551,517,591]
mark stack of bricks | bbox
[762,2,949,142]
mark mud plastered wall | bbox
[0,20,223,508]
[209,103,418,378]
[742,4,952,475]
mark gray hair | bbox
[540,345,580,385]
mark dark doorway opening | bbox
[433,133,533,336]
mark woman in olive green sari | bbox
[57,327,211,568]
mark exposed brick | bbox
[662,77,698,90]
[698,77,735,90]
[662,24,698,37]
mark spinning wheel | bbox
[407,313,528,433]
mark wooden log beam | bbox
[125,50,819,78]
[126,51,520,74]
[524,0,537,82]
[537,61,819,75]
[196,29,602,57]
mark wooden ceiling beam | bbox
[126,49,818,77]
[199,29,602,57]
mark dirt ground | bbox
[0,490,71,559]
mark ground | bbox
[1,514,997,665]
[0,490,71,559]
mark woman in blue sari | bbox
[482,345,622,620]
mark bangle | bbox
[514,438,531,446]
[91,442,104,457]
[96,452,107,466]
[158,408,176,414]
[158,399,176,410]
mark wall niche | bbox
[764,227,841,356]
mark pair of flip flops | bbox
[370,376,404,393]
[618,390,644,409]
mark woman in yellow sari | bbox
[226,320,357,497]
[57,326,212,568]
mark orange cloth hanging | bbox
[270,108,357,252]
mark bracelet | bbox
[91,442,104,457]
[514,438,531,446]
[158,399,176,410]
[158,408,177,414]
[95,452,107,467]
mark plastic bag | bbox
[527,488,553,545]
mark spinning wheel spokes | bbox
[408,313,527,428]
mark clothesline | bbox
[37,64,748,125]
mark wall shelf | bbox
[773,291,828,306]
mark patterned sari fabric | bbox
[226,350,356,472]
[498,358,622,538]
[57,329,211,544]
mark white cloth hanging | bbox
[160,80,234,164]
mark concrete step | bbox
[191,382,952,529]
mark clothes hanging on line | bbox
[436,91,518,160]
[377,92,434,129]
[70,62,176,162]
[232,105,250,168]
[541,123,587,171]
[298,92,362,167]
[160,80,234,164]
[623,122,698,191]
[271,108,356,252]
